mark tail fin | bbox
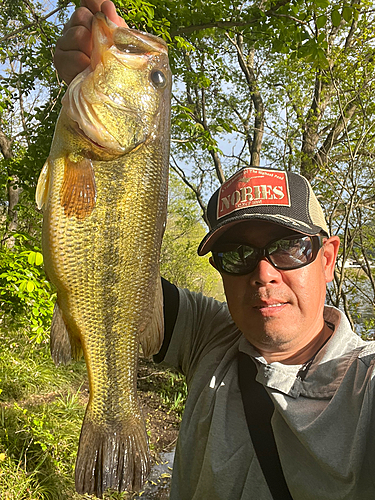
[75,410,150,497]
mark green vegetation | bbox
[159,371,187,418]
[161,171,224,300]
[0,325,85,499]
[0,324,186,499]
[0,234,55,344]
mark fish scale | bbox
[36,12,171,498]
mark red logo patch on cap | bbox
[217,168,291,219]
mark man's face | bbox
[212,221,340,359]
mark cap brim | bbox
[198,214,323,256]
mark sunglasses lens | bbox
[213,236,320,275]
[217,246,259,275]
[268,236,314,269]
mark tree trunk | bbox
[234,34,264,167]
[0,128,20,247]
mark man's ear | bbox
[323,235,340,283]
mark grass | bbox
[0,326,87,499]
[0,325,184,499]
[159,372,187,417]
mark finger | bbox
[54,50,90,84]
[64,3,127,34]
[101,1,128,27]
[80,0,106,15]
[54,24,92,84]
[57,25,92,58]
[55,0,127,84]
[62,7,94,34]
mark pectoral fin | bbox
[139,277,164,358]
[60,156,96,219]
[50,300,83,365]
[35,158,51,209]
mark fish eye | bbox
[151,70,167,88]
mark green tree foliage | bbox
[0,0,68,241]
[161,171,224,299]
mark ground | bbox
[137,358,181,456]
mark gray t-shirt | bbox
[160,287,375,500]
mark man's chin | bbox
[245,328,294,353]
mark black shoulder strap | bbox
[153,278,179,363]
[238,351,293,500]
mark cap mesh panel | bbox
[306,183,329,236]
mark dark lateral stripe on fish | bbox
[60,156,97,219]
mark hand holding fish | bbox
[54,0,127,84]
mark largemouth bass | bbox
[35,12,171,497]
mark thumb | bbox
[101,1,128,27]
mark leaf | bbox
[331,9,341,27]
[272,38,285,53]
[314,0,329,7]
[342,7,352,23]
[35,252,43,266]
[28,251,36,265]
[316,15,327,29]
[26,281,35,293]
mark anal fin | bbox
[139,277,164,358]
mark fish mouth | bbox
[61,12,169,157]
[74,124,106,150]
[94,11,168,54]
[69,120,143,160]
[92,12,168,71]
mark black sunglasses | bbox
[212,234,323,276]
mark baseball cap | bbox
[198,167,329,256]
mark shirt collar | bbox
[238,306,367,398]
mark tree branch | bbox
[0,2,70,44]
[0,129,12,160]
[226,32,264,167]
[171,0,290,37]
[315,99,358,166]
[170,156,209,226]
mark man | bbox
[55,3,375,499]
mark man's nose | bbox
[249,257,282,286]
